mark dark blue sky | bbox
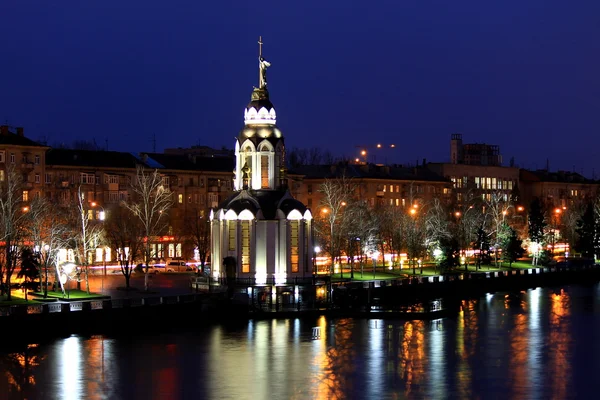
[1,1,599,175]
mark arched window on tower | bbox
[260,144,270,189]
[244,146,253,172]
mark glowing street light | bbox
[313,246,321,275]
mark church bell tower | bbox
[234,36,286,191]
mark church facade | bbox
[210,39,313,286]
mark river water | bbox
[1,284,600,399]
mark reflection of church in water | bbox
[210,38,313,286]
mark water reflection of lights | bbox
[60,336,82,400]
[428,320,445,399]
[367,319,384,398]
[548,289,571,399]
[455,307,474,398]
[311,317,355,398]
[527,287,542,398]
[399,321,426,392]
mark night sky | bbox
[1,1,599,175]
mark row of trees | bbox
[313,177,600,276]
[0,165,211,301]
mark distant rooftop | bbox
[0,125,47,147]
[290,162,450,183]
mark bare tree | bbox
[340,199,377,279]
[315,176,355,274]
[0,167,28,301]
[183,207,211,273]
[424,198,452,251]
[456,200,484,270]
[406,210,427,274]
[27,197,69,298]
[105,205,143,289]
[375,205,405,272]
[70,186,104,294]
[288,147,336,168]
[484,191,513,266]
[124,166,174,291]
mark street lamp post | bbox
[313,246,320,276]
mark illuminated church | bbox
[210,39,313,285]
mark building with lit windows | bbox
[519,169,599,209]
[0,125,49,199]
[44,148,234,265]
[289,163,452,211]
[426,163,520,205]
[450,133,502,166]
[210,40,313,289]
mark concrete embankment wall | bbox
[2,266,599,340]
[356,266,600,306]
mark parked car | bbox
[165,259,187,272]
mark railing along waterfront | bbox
[1,264,598,317]
[0,293,206,318]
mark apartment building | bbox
[289,162,452,212]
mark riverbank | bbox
[2,264,599,340]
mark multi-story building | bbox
[0,125,49,200]
[289,163,452,211]
[519,169,599,209]
[426,162,520,205]
[43,148,234,263]
[450,133,502,166]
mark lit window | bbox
[261,155,269,188]
[290,220,299,273]
[22,190,28,201]
[228,221,236,251]
[241,220,250,273]
[178,194,183,204]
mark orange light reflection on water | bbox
[547,289,571,399]
[311,317,356,399]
